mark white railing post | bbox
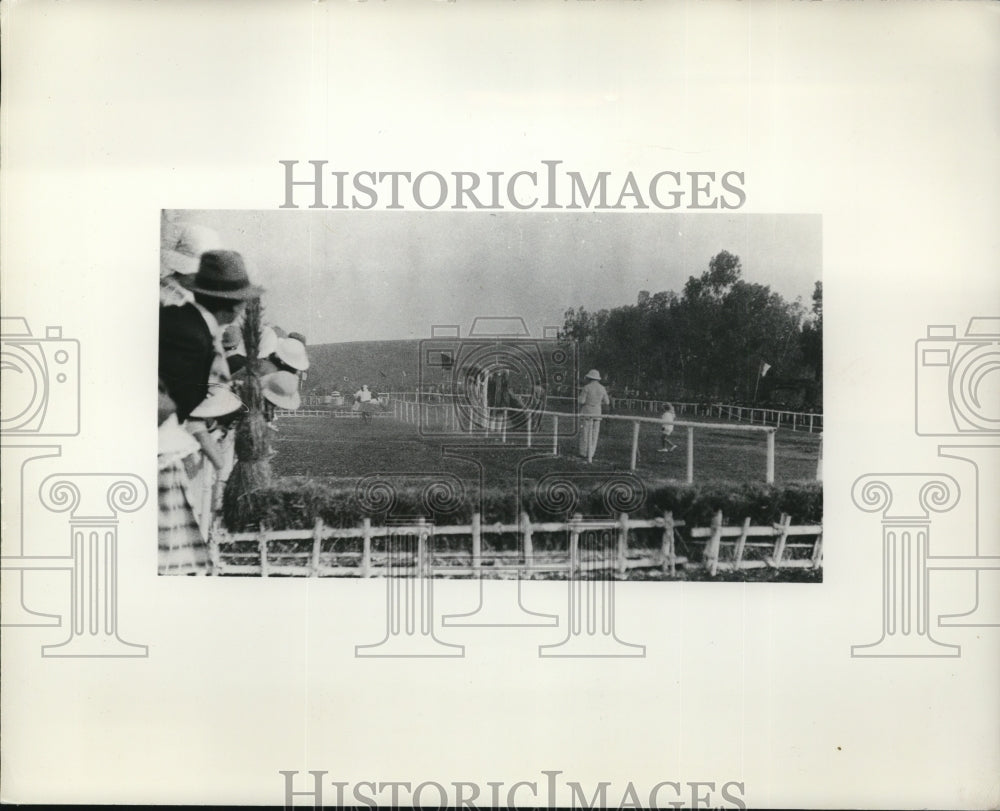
[705,511,722,577]
[258,524,270,577]
[766,429,776,484]
[552,414,559,456]
[686,426,694,484]
[521,511,534,573]
[630,420,640,471]
[362,517,372,577]
[310,518,323,576]
[617,512,629,578]
[471,512,481,572]
[569,513,581,578]
[661,511,675,576]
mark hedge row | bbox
[223,476,822,532]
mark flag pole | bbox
[753,361,770,405]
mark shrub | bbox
[222,476,821,531]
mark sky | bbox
[173,210,821,345]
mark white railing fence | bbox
[385,395,781,484]
[379,391,823,433]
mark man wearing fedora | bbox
[159,249,263,423]
[578,368,610,463]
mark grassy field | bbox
[241,412,823,581]
[270,410,822,486]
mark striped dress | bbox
[158,417,210,575]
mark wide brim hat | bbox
[160,222,222,278]
[261,371,301,410]
[178,250,264,300]
[190,387,245,419]
[585,369,601,381]
[275,337,310,371]
[158,414,201,458]
[258,326,279,359]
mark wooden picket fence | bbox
[208,510,821,578]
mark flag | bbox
[760,362,772,377]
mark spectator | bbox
[159,218,222,307]
[157,379,209,575]
[262,371,302,429]
[658,403,678,453]
[578,369,610,463]
[273,336,310,374]
[186,386,246,536]
[159,250,262,422]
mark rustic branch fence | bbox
[209,510,821,578]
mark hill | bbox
[302,339,425,395]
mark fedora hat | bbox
[275,337,310,371]
[261,371,301,410]
[585,369,601,381]
[178,250,263,300]
[189,386,245,419]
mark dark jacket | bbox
[159,303,215,423]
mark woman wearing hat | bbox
[262,371,302,411]
[186,385,246,532]
[158,380,209,575]
[578,369,610,462]
[159,217,222,307]
[159,250,263,423]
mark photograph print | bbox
[157,210,823,581]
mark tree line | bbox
[560,251,822,409]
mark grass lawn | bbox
[229,414,823,581]
[270,411,822,487]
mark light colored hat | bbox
[258,325,279,358]
[585,369,601,381]
[158,414,200,459]
[160,222,222,278]
[190,387,245,419]
[261,371,301,410]
[275,337,310,371]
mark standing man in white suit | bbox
[578,369,610,463]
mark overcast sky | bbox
[173,210,821,345]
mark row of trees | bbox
[560,251,822,408]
